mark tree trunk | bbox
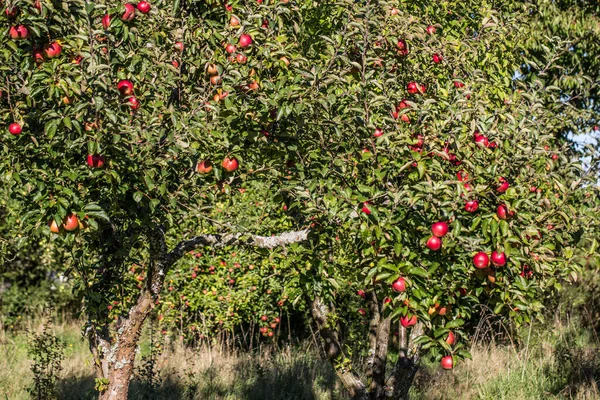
[311,297,370,400]
[95,290,154,400]
[384,322,424,399]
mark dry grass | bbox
[0,317,598,400]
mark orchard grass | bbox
[0,317,597,400]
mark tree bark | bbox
[311,297,370,400]
[384,322,423,399]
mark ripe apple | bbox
[400,114,410,123]
[441,355,453,370]
[357,289,366,298]
[44,42,62,58]
[474,132,489,147]
[174,41,184,52]
[397,39,408,55]
[464,200,479,212]
[426,236,442,251]
[456,170,468,181]
[374,127,383,137]
[400,315,417,328]
[280,56,290,66]
[117,79,134,96]
[491,251,506,267]
[239,33,253,48]
[453,81,465,88]
[87,154,105,168]
[431,221,449,237]
[426,25,436,34]
[236,53,247,64]
[48,220,60,234]
[196,160,213,174]
[222,157,238,172]
[137,1,151,14]
[127,96,140,109]
[102,14,111,29]
[230,15,240,27]
[63,214,79,231]
[407,82,419,94]
[391,277,406,292]
[497,177,509,193]
[473,252,490,269]
[358,308,366,315]
[497,204,508,219]
[210,75,221,85]
[9,25,28,40]
[5,6,19,18]
[225,43,236,53]
[361,203,371,215]
[122,3,135,21]
[8,123,22,135]
[446,331,456,345]
[398,99,410,109]
[432,54,442,64]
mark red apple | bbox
[497,204,508,219]
[230,15,240,27]
[225,43,236,53]
[374,127,383,137]
[102,14,111,29]
[207,64,218,75]
[117,79,134,96]
[174,41,184,52]
[400,315,417,328]
[431,221,449,237]
[9,25,28,40]
[44,42,62,58]
[432,53,442,64]
[464,200,479,213]
[8,123,22,135]
[222,157,238,172]
[453,81,465,88]
[361,203,371,215]
[491,251,506,267]
[137,1,151,14]
[446,331,456,345]
[261,315,268,321]
[391,277,406,292]
[400,114,410,123]
[127,96,140,109]
[426,25,436,34]
[358,308,366,315]
[62,214,79,231]
[357,290,366,299]
[474,132,489,147]
[5,6,19,18]
[122,3,135,21]
[407,82,419,94]
[397,39,408,55]
[473,252,490,269]
[441,355,453,370]
[236,53,247,64]
[196,160,213,174]
[426,236,442,251]
[497,177,510,193]
[239,33,252,48]
[87,154,105,168]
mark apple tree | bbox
[1,1,599,400]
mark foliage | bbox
[27,321,66,400]
[1,0,599,397]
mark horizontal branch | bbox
[166,229,310,267]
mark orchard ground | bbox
[0,313,597,400]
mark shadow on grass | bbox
[57,352,340,400]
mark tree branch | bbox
[166,229,310,266]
